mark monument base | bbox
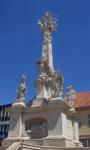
[3,135,82,149]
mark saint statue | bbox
[17,74,27,100]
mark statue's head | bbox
[22,74,26,81]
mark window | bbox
[78,116,81,128]
[88,114,90,127]
[0,125,1,132]
[80,138,90,147]
[88,139,90,147]
[80,139,87,147]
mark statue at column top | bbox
[17,74,27,100]
[38,12,57,33]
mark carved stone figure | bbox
[54,71,63,96]
[17,74,27,100]
[38,12,57,33]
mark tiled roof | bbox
[75,91,90,110]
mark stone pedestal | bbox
[5,98,82,148]
[7,101,26,139]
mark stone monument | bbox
[36,12,63,99]
[4,12,82,149]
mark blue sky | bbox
[0,0,90,104]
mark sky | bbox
[0,0,90,105]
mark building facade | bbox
[0,104,11,140]
[65,87,90,147]
[75,92,90,147]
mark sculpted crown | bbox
[38,12,57,33]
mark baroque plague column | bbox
[35,12,63,99]
[4,12,82,148]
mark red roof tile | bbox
[75,91,90,109]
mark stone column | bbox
[47,109,62,136]
[73,120,79,141]
[61,112,67,137]
[7,102,26,139]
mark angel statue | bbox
[17,74,27,100]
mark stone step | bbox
[23,139,43,146]
[0,147,7,150]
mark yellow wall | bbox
[78,110,90,136]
